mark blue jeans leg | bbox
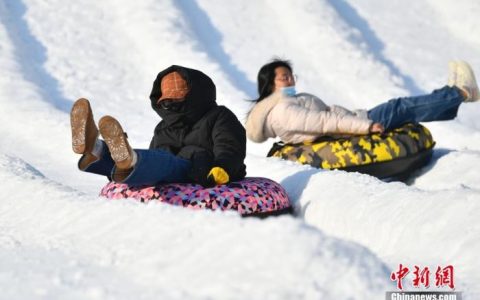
[367,86,464,130]
[79,141,114,178]
[116,149,192,186]
[80,142,192,185]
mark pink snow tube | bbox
[99,177,292,217]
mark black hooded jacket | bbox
[149,65,246,183]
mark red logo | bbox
[435,265,455,289]
[390,264,410,290]
[390,265,455,290]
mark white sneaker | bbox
[449,60,479,102]
[447,61,457,87]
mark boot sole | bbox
[71,98,91,154]
[98,116,133,169]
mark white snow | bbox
[0,0,479,299]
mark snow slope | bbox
[1,0,479,299]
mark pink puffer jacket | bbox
[246,91,372,144]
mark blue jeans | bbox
[79,141,192,185]
[367,86,464,130]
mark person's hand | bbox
[196,167,230,188]
[198,174,216,188]
[207,167,230,185]
[369,122,385,134]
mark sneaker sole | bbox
[456,61,479,101]
[447,61,458,87]
[98,116,133,169]
[70,98,91,154]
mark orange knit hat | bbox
[158,71,190,101]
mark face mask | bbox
[158,99,185,112]
[280,86,296,97]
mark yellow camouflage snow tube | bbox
[267,123,435,179]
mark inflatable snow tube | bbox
[267,123,435,180]
[100,177,292,217]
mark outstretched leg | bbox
[98,116,191,185]
[368,61,478,130]
[367,86,464,130]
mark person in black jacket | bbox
[70,65,246,187]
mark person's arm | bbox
[330,105,355,117]
[210,108,246,181]
[190,108,246,187]
[369,123,384,133]
[273,101,372,136]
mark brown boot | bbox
[70,98,99,154]
[98,116,136,171]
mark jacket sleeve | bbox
[330,105,354,117]
[211,108,247,179]
[330,105,370,120]
[273,100,372,136]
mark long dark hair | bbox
[254,59,293,103]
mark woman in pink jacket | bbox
[246,59,479,144]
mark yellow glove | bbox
[207,167,230,185]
